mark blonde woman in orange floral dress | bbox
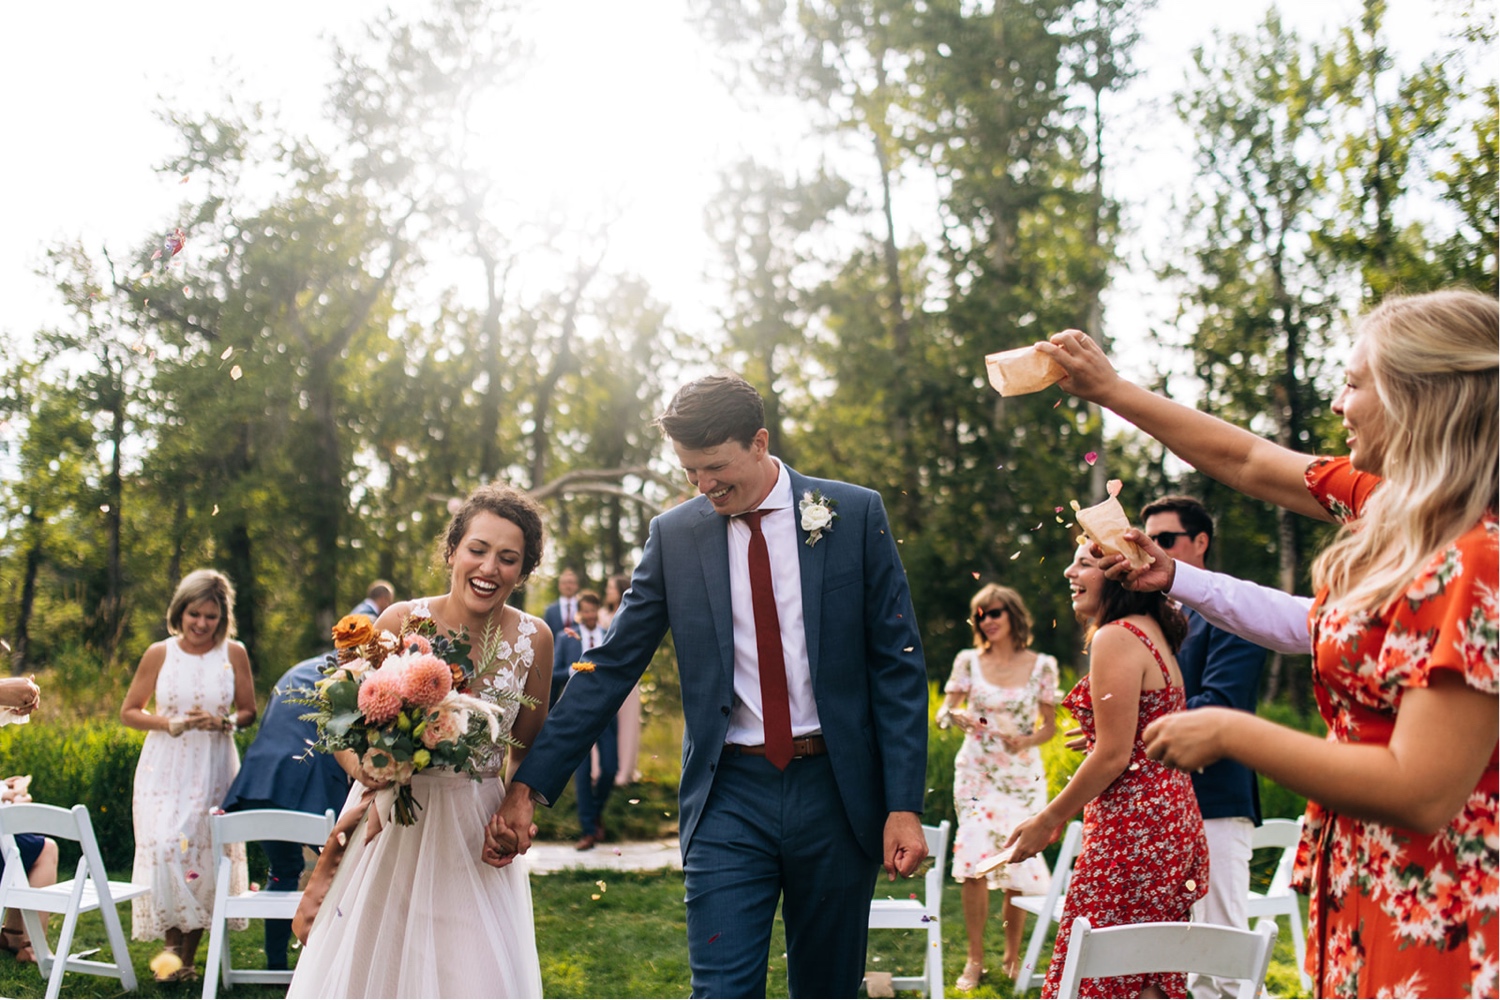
[1039,289,1498,998]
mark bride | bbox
[288,484,553,998]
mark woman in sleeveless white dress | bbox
[122,569,256,980]
[288,485,554,999]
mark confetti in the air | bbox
[1010,552,1020,560]
[1084,451,1098,465]
[220,346,233,360]
[212,504,220,516]
[972,571,981,579]
[230,365,243,381]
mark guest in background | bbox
[121,569,256,983]
[553,592,615,849]
[1005,545,1207,999]
[219,595,374,973]
[543,568,581,637]
[602,574,644,785]
[349,580,394,620]
[1138,496,1267,999]
[938,584,1058,991]
[0,677,56,966]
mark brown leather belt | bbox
[726,735,828,758]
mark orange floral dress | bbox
[1295,456,1498,998]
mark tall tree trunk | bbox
[101,366,125,663]
[11,515,43,675]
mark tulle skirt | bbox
[287,770,542,998]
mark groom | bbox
[488,372,929,997]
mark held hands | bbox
[1063,727,1090,754]
[883,811,928,881]
[1142,708,1232,774]
[482,783,539,869]
[1034,330,1123,404]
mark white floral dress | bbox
[287,603,543,999]
[947,648,1058,892]
[130,637,249,938]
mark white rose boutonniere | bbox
[798,490,839,547]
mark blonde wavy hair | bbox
[1313,289,1499,613]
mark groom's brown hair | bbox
[656,373,765,450]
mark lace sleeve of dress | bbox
[1304,455,1383,523]
[944,648,973,695]
[1394,517,1499,696]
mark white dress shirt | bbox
[724,459,823,745]
[559,595,578,627]
[1168,561,1313,655]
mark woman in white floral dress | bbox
[288,484,552,999]
[121,569,256,982]
[937,583,1058,991]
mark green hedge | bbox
[0,721,258,871]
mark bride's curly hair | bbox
[441,483,546,580]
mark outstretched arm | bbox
[1037,330,1333,522]
[1144,674,1497,833]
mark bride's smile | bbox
[446,511,527,624]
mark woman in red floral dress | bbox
[1005,546,1208,998]
[1038,289,1499,998]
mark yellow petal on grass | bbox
[150,950,183,979]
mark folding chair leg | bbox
[18,905,54,978]
[1289,908,1309,992]
[927,922,944,998]
[45,872,89,1000]
[1015,907,1052,994]
[202,915,225,1000]
[94,878,139,991]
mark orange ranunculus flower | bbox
[332,614,376,649]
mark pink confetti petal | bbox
[1084,451,1098,465]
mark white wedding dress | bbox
[287,610,544,999]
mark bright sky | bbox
[0,0,1460,356]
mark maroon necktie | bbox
[742,509,794,770]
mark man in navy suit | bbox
[219,591,391,969]
[489,373,929,997]
[1142,496,1267,998]
[542,568,581,637]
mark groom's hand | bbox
[483,781,539,868]
[883,811,928,881]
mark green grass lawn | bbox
[0,864,1311,999]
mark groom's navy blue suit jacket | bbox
[514,467,928,861]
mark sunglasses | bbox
[1148,530,1199,548]
[971,608,1007,624]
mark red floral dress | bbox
[1294,457,1499,999]
[1042,620,1211,999]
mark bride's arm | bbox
[506,620,553,784]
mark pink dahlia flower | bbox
[401,654,453,707]
[357,669,404,724]
[403,634,432,656]
[420,704,468,748]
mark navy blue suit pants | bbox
[683,749,879,998]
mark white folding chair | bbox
[0,802,151,999]
[1010,818,1082,993]
[202,808,336,999]
[1056,915,1277,999]
[867,820,950,998]
[1246,817,1309,992]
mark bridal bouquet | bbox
[297,610,534,825]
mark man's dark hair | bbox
[1140,494,1215,554]
[656,373,765,449]
[576,590,602,610]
